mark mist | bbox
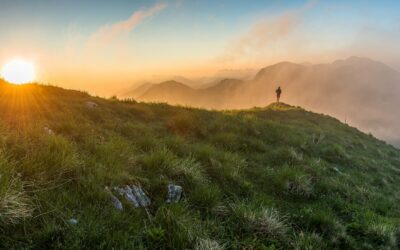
[127,56,400,146]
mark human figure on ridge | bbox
[276,86,282,103]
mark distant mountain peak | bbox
[333,56,374,65]
[255,61,305,80]
[157,80,192,89]
[332,56,396,73]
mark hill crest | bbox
[0,81,399,249]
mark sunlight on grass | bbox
[0,81,399,249]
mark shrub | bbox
[204,152,247,185]
[195,238,225,250]
[17,134,81,182]
[210,132,239,150]
[293,231,326,249]
[171,157,207,185]
[286,174,314,198]
[188,184,222,212]
[395,227,400,249]
[167,113,198,135]
[139,147,176,174]
[163,135,188,156]
[270,165,314,198]
[361,222,397,248]
[299,206,345,237]
[134,135,160,152]
[84,136,135,184]
[116,122,151,140]
[145,226,165,244]
[139,148,207,186]
[152,203,204,249]
[321,144,349,164]
[247,208,288,237]
[268,147,303,166]
[0,174,32,224]
[230,203,288,240]
[191,143,219,165]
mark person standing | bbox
[276,86,282,103]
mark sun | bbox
[1,59,36,84]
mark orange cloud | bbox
[218,0,316,64]
[87,3,167,48]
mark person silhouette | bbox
[276,86,282,103]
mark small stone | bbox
[110,193,123,211]
[68,218,78,225]
[166,184,183,203]
[332,167,341,174]
[43,127,54,135]
[85,101,98,108]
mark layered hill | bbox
[0,80,399,249]
[129,57,400,145]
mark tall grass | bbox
[0,82,399,249]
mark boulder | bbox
[166,184,183,203]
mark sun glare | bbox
[1,59,36,84]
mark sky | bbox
[0,0,400,95]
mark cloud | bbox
[87,3,167,49]
[46,3,168,95]
[218,0,316,63]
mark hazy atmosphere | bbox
[1,0,400,92]
[1,1,400,249]
[2,0,400,145]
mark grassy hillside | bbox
[0,81,399,249]
[129,57,400,146]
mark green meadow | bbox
[0,81,399,249]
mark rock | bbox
[113,185,150,208]
[110,193,123,211]
[85,101,98,108]
[130,185,151,207]
[68,218,78,225]
[43,126,54,135]
[332,167,342,174]
[115,186,139,207]
[166,184,183,203]
[105,186,124,210]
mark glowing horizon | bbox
[1,0,400,95]
[1,59,36,85]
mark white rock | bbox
[332,167,342,174]
[112,185,150,208]
[110,193,123,211]
[122,186,140,207]
[131,185,151,207]
[68,218,78,225]
[166,184,183,203]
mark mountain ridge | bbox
[127,57,400,145]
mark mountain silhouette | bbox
[128,57,400,145]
